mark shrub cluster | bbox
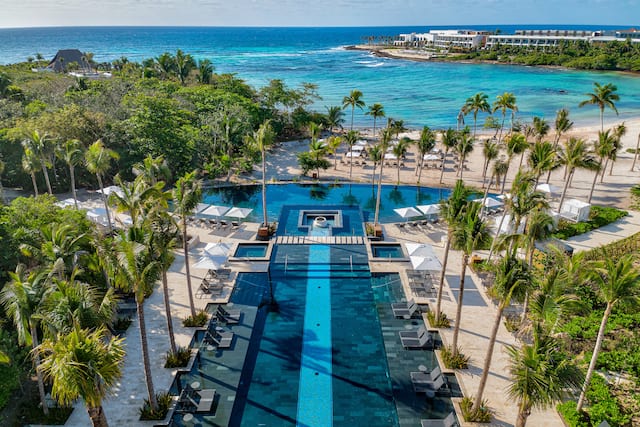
[552,206,627,240]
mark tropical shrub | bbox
[164,346,192,368]
[182,310,208,327]
[139,392,173,420]
[440,345,470,369]
[460,396,492,423]
[427,311,450,328]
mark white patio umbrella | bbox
[225,207,253,221]
[405,243,438,258]
[416,204,441,216]
[350,145,365,152]
[355,140,368,146]
[55,198,76,208]
[195,203,210,214]
[192,255,227,271]
[423,154,440,161]
[473,197,503,208]
[344,151,360,158]
[201,204,230,217]
[204,242,233,257]
[394,207,422,221]
[97,185,123,197]
[385,153,398,160]
[410,255,442,272]
[536,183,561,196]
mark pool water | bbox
[204,183,450,223]
[372,244,404,259]
[234,243,268,258]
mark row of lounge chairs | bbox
[396,220,440,233]
[186,216,240,231]
[198,269,234,297]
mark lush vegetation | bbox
[450,39,640,71]
[182,310,209,327]
[164,347,192,368]
[552,206,628,239]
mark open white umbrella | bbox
[225,207,253,221]
[201,205,230,217]
[423,154,440,161]
[394,207,422,221]
[351,145,365,152]
[204,242,233,257]
[385,153,398,160]
[405,243,438,258]
[355,140,368,146]
[344,151,360,158]
[97,185,123,197]
[192,255,227,271]
[416,204,441,216]
[536,183,561,196]
[195,203,210,214]
[55,198,76,208]
[410,255,442,271]
[473,197,503,208]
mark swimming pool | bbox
[204,183,450,223]
[233,243,269,258]
[371,243,405,259]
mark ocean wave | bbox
[364,62,385,68]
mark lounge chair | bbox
[216,305,241,324]
[204,331,233,349]
[200,278,224,295]
[195,389,216,412]
[421,412,457,427]
[410,366,442,384]
[400,328,433,349]
[412,372,446,393]
[391,298,420,318]
[398,325,428,341]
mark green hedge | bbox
[552,206,627,240]
[557,376,631,427]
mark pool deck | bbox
[62,196,640,427]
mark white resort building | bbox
[394,30,487,50]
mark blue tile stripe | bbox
[296,244,333,427]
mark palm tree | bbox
[454,131,474,179]
[174,49,196,85]
[327,135,343,170]
[132,155,171,187]
[439,128,458,184]
[197,59,214,84]
[172,171,202,319]
[342,89,365,131]
[556,137,598,213]
[308,137,328,179]
[373,127,392,225]
[110,175,165,227]
[368,144,383,186]
[450,202,491,356]
[602,122,626,181]
[546,108,573,183]
[462,92,491,142]
[532,116,550,143]
[85,140,119,233]
[506,331,583,427]
[246,120,275,227]
[501,132,528,193]
[472,252,532,413]
[23,130,53,195]
[587,130,613,203]
[415,126,436,185]
[56,139,84,209]
[508,171,549,241]
[528,141,557,186]
[576,254,640,412]
[365,103,385,136]
[481,139,499,187]
[344,130,359,180]
[578,82,619,132]
[493,92,518,144]
[38,326,125,427]
[22,147,41,196]
[325,106,345,135]
[434,180,474,320]
[492,157,509,191]
[392,137,411,185]
[0,265,50,415]
[113,229,161,411]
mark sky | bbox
[1,0,638,28]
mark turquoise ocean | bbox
[2,25,640,128]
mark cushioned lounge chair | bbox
[412,373,446,393]
[410,366,442,384]
[216,305,241,324]
[421,412,457,427]
[391,298,419,318]
[195,389,216,412]
[400,328,433,349]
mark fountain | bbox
[313,216,328,228]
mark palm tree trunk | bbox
[396,162,400,185]
[96,174,113,233]
[87,405,109,427]
[488,212,508,262]
[417,159,423,185]
[374,156,385,225]
[371,162,377,186]
[631,133,640,171]
[515,402,531,427]
[439,150,448,184]
[609,157,614,176]
[500,162,511,194]
[587,162,601,204]
[70,166,78,209]
[458,155,464,180]
[497,114,506,144]
[30,172,39,196]
[435,231,452,320]
[182,217,197,318]
[261,153,268,227]
[349,155,354,180]
[479,180,492,220]
[30,323,49,416]
[41,160,53,195]
[161,270,176,354]
[557,169,572,214]
[350,107,355,131]
[451,254,468,357]
[577,302,612,412]
[137,300,158,411]
[472,304,505,413]
[600,158,609,183]
[546,139,560,184]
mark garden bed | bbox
[552,206,628,240]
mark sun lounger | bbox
[200,278,224,295]
[216,305,241,324]
[391,298,419,318]
[412,372,446,393]
[410,366,442,384]
[195,389,216,412]
[400,327,433,349]
[398,325,428,340]
[204,331,233,349]
[421,412,457,427]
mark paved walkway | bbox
[564,210,640,252]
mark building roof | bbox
[47,49,92,73]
